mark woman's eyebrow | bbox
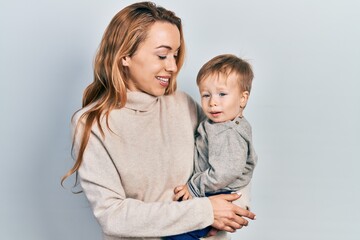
[156,45,180,51]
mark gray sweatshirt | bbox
[188,117,258,198]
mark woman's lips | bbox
[156,76,170,87]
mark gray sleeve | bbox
[188,128,250,197]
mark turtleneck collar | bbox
[125,91,159,112]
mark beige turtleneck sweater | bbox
[73,91,226,240]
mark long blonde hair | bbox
[62,1,185,187]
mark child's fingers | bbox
[182,191,193,201]
[207,228,219,237]
[173,185,184,194]
[174,189,185,201]
[182,192,189,200]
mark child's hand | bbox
[206,227,219,237]
[173,185,192,201]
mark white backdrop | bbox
[1,0,359,239]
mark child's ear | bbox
[240,91,250,108]
[122,56,130,67]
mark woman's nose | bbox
[165,58,178,73]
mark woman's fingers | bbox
[213,218,236,233]
[212,216,247,232]
[233,214,248,227]
[209,193,256,232]
[219,193,256,219]
[219,192,241,202]
[234,205,256,220]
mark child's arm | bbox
[188,128,256,197]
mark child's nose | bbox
[209,97,217,107]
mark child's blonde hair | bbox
[197,54,254,93]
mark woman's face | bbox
[122,21,181,97]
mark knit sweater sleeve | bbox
[188,128,251,197]
[74,121,214,238]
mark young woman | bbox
[62,2,255,239]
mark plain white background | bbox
[1,0,359,239]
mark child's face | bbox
[199,72,248,123]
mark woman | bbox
[62,2,255,239]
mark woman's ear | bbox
[122,56,130,67]
[240,91,250,108]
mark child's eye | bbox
[202,94,210,98]
[219,92,227,97]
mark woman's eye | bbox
[158,55,166,60]
[173,50,179,59]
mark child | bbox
[167,54,258,240]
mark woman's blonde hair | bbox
[62,2,185,187]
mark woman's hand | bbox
[173,185,193,201]
[209,193,256,233]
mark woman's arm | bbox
[76,126,253,238]
[173,184,256,232]
[76,129,214,238]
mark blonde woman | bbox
[62,2,255,239]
